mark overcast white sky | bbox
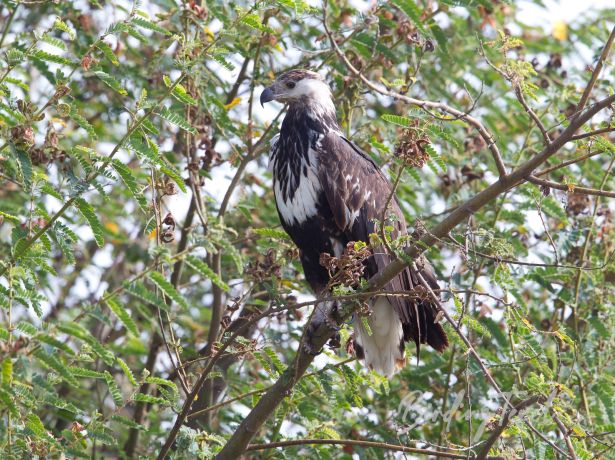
[518,0,615,26]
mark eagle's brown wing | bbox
[317,132,448,353]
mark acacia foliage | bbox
[0,0,614,459]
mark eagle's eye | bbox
[286,81,296,89]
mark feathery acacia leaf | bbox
[157,107,196,134]
[74,198,104,247]
[111,159,148,211]
[105,297,139,337]
[148,271,189,309]
[185,255,230,292]
[93,71,127,95]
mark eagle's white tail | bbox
[353,297,405,377]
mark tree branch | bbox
[527,175,615,198]
[475,396,545,460]
[569,126,614,141]
[246,439,474,459]
[534,150,605,177]
[211,29,615,459]
[552,410,578,460]
[573,25,615,117]
[514,87,551,145]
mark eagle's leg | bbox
[303,299,342,355]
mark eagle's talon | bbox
[302,342,322,356]
[328,332,341,349]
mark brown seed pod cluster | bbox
[245,248,282,282]
[28,127,67,166]
[10,125,35,149]
[566,192,591,216]
[320,241,371,289]
[394,127,430,168]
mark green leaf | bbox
[160,164,187,193]
[157,107,196,134]
[407,167,422,184]
[211,53,235,71]
[0,211,19,223]
[148,271,189,309]
[35,349,78,386]
[16,321,38,336]
[40,33,66,50]
[70,367,106,379]
[111,159,147,211]
[124,281,170,312]
[69,106,97,139]
[95,40,119,66]
[57,323,115,366]
[240,13,274,33]
[111,414,145,430]
[14,147,33,191]
[93,70,127,95]
[163,75,197,105]
[53,16,75,40]
[31,49,73,66]
[131,16,171,36]
[38,334,76,355]
[2,359,13,385]
[253,227,290,240]
[424,143,447,173]
[105,296,139,336]
[26,414,49,438]
[74,198,104,247]
[117,358,137,386]
[133,393,169,405]
[381,114,412,127]
[185,255,230,292]
[104,371,124,408]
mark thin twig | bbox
[534,150,605,177]
[573,26,615,117]
[552,410,578,460]
[570,126,615,141]
[476,396,544,460]
[246,439,473,459]
[527,175,615,198]
[514,87,551,145]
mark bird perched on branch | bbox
[260,69,448,376]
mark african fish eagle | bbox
[260,69,448,376]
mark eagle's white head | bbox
[260,69,334,113]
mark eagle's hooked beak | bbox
[260,86,275,107]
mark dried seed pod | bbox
[394,126,430,168]
[11,125,35,148]
[163,212,175,228]
[540,184,551,196]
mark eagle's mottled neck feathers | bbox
[272,85,339,204]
